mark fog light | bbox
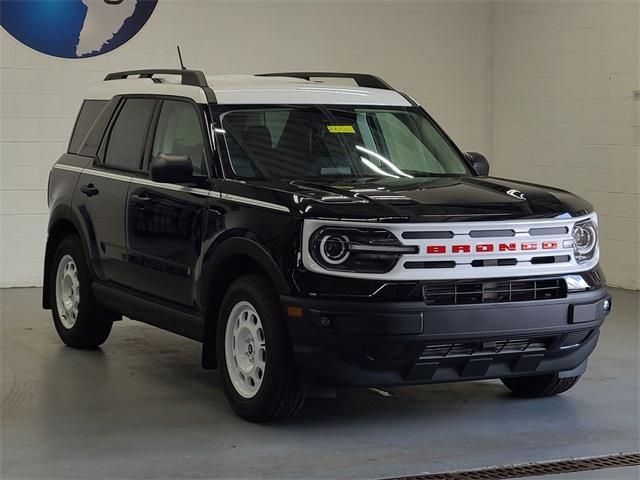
[603,299,611,313]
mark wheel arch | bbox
[42,206,93,309]
[200,237,291,369]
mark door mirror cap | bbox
[465,152,490,176]
[150,153,193,184]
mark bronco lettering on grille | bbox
[427,241,559,254]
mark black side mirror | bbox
[150,153,193,184]
[465,152,490,176]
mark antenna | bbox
[176,46,186,70]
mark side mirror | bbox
[150,153,193,184]
[465,152,490,176]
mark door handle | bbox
[80,184,99,197]
[131,194,150,203]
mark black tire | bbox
[49,235,112,348]
[502,373,581,397]
[216,274,305,422]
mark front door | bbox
[125,98,212,307]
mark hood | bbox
[266,176,593,222]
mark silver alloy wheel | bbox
[224,301,266,398]
[55,254,80,329]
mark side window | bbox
[68,100,107,154]
[78,98,119,158]
[152,100,206,175]
[103,98,156,170]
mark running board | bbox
[92,282,204,342]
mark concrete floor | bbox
[1,287,638,480]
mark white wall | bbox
[491,0,640,289]
[0,0,493,288]
[2,0,638,290]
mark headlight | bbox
[310,227,417,273]
[319,234,350,265]
[572,219,598,263]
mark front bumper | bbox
[281,287,611,388]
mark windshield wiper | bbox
[400,170,462,177]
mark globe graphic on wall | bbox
[0,0,158,59]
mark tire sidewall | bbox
[50,236,102,344]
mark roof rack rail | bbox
[104,69,208,87]
[256,72,393,90]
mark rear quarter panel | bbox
[47,154,91,219]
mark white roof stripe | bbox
[86,74,412,107]
[88,78,209,103]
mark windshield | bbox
[219,106,469,180]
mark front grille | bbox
[423,278,566,305]
[303,217,590,282]
[420,336,552,360]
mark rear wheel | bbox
[217,274,305,422]
[50,236,113,348]
[502,373,581,397]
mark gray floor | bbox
[1,287,638,480]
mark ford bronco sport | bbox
[44,70,611,422]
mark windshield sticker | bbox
[327,125,356,134]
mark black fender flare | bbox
[198,236,291,305]
[199,236,292,369]
[42,202,98,308]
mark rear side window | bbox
[78,98,119,158]
[68,100,107,154]
[103,98,156,171]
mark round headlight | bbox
[572,220,597,262]
[319,235,350,265]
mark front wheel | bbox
[217,275,305,422]
[501,373,582,397]
[50,235,113,348]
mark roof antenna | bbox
[176,46,186,70]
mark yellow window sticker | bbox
[327,125,356,134]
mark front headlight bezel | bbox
[309,226,417,273]
[572,218,598,263]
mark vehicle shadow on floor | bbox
[30,322,588,434]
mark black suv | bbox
[44,70,611,422]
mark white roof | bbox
[87,74,412,107]
[88,77,209,103]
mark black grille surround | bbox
[423,278,567,306]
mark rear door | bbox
[73,97,157,285]
[125,98,213,307]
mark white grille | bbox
[301,214,599,281]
